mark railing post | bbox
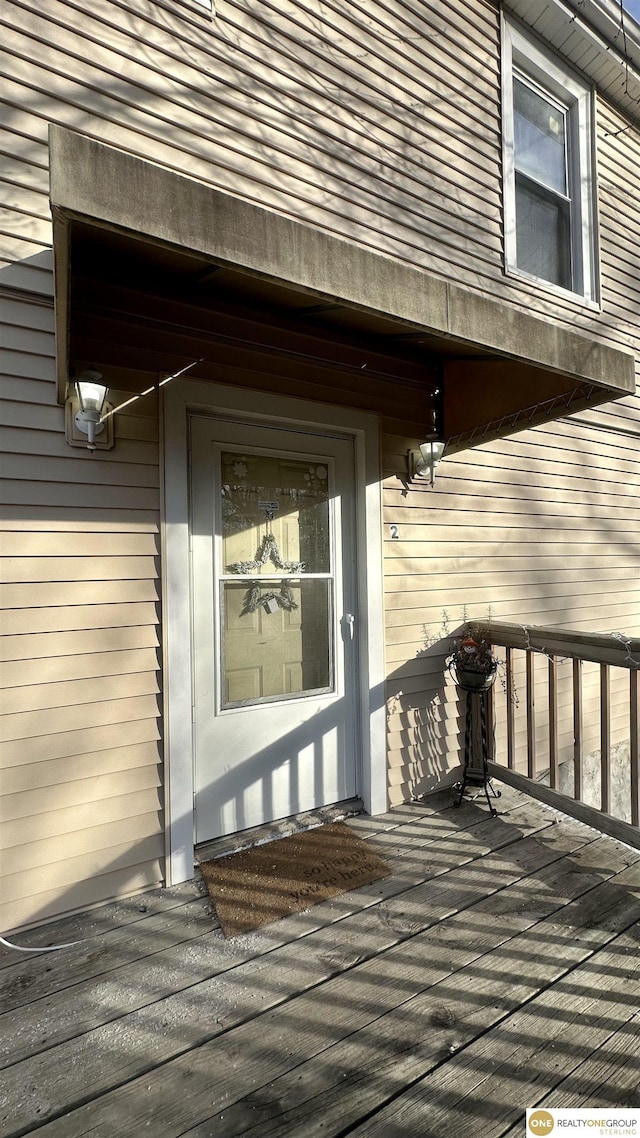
[549,655,558,790]
[506,647,515,770]
[600,663,611,815]
[526,651,535,780]
[631,669,639,828]
[487,679,495,762]
[573,658,583,803]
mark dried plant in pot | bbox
[447,632,499,693]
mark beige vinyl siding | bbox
[1,0,639,901]
[0,275,438,929]
[2,0,640,388]
[0,0,501,270]
[382,401,640,805]
[0,283,163,933]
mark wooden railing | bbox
[469,621,640,848]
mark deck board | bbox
[1,783,638,1137]
[537,1018,640,1108]
[349,924,640,1137]
[174,851,640,1138]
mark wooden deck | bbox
[1,781,639,1137]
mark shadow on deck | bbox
[1,780,639,1137]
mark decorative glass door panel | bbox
[190,416,358,843]
[221,452,330,573]
[221,579,332,705]
[220,451,333,707]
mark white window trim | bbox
[502,16,600,306]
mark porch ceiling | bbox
[49,127,635,451]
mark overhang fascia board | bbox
[49,126,636,407]
[52,206,71,402]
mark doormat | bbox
[199,821,391,938]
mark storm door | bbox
[190,415,359,843]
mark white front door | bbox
[190,414,359,843]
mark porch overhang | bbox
[49,126,635,450]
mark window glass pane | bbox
[515,177,572,290]
[221,579,332,706]
[514,77,567,195]
[221,451,330,574]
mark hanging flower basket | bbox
[448,658,498,692]
[446,634,499,693]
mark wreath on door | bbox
[227,532,304,575]
[228,532,304,615]
[240,580,298,616]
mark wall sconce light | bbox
[408,438,446,485]
[65,370,114,451]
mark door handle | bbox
[342,614,355,640]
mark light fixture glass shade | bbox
[69,370,111,450]
[419,439,445,466]
[76,373,108,414]
[408,437,445,484]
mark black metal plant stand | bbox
[453,682,501,816]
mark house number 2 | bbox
[390,524,400,540]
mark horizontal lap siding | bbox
[1,0,639,843]
[0,0,503,278]
[1,0,638,370]
[381,80,640,812]
[0,286,163,933]
[383,83,640,805]
[382,408,640,805]
[2,0,640,365]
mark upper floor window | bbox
[502,19,598,304]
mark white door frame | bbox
[162,378,387,886]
